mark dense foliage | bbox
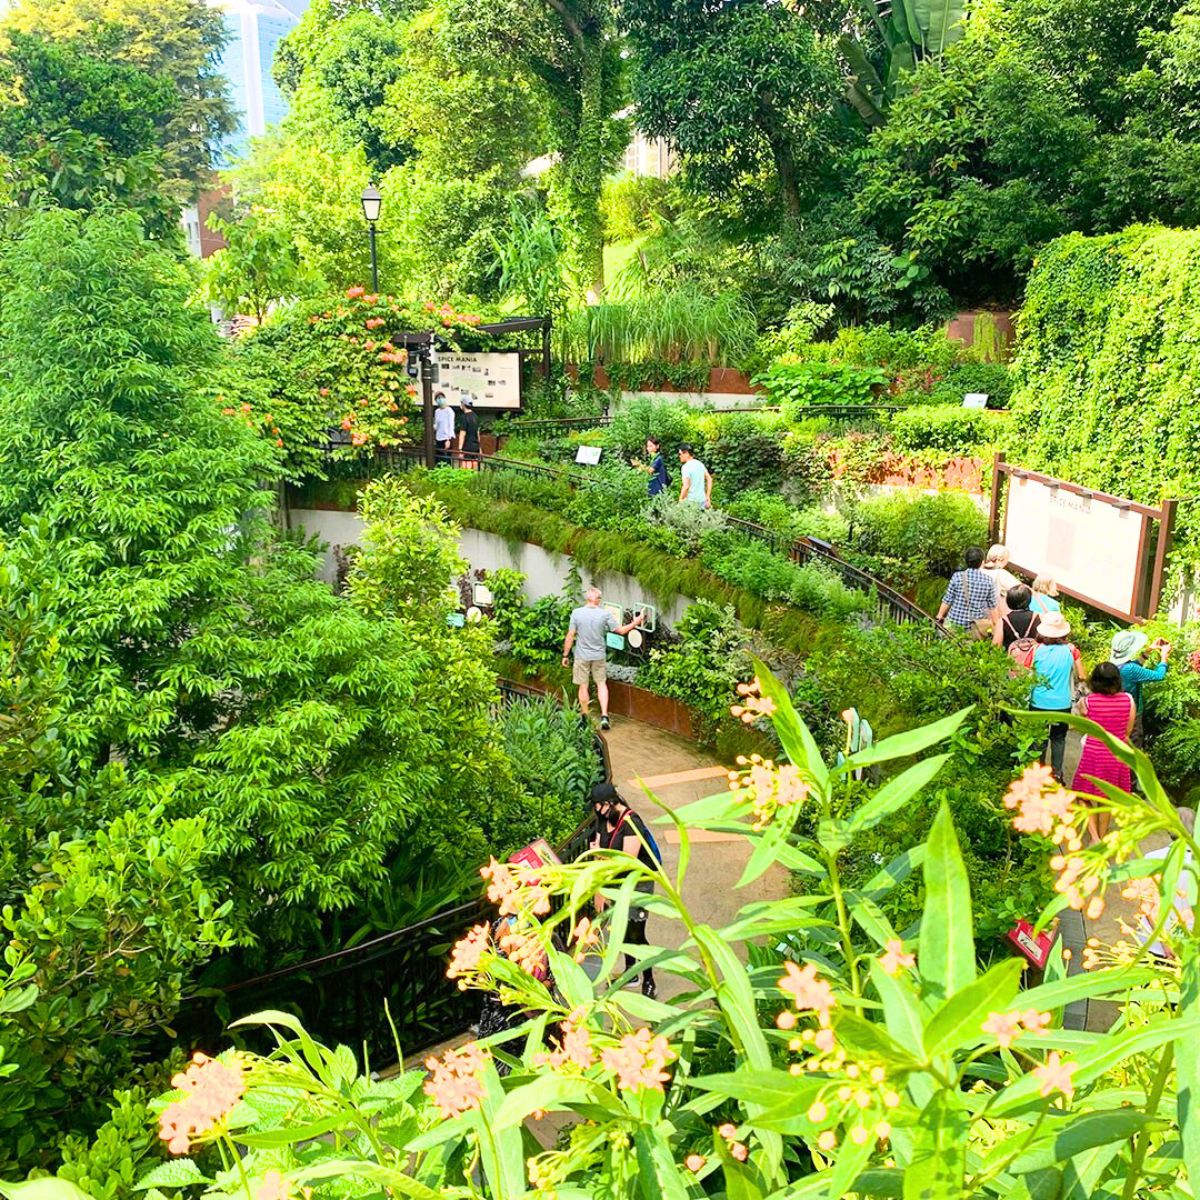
[1010,225,1200,573]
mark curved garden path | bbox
[602,715,791,1001]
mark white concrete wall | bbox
[288,508,693,624]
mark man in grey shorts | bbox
[562,587,644,730]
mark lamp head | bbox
[360,183,382,224]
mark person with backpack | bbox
[1023,613,1083,783]
[591,782,661,998]
[993,583,1041,656]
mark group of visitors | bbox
[943,543,1173,838]
[639,437,713,508]
[433,391,481,467]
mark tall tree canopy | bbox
[1,0,236,197]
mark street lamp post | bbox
[360,184,382,293]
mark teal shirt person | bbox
[1111,629,1170,709]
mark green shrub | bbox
[1009,226,1200,572]
[635,601,752,736]
[604,396,702,460]
[887,404,1008,452]
[496,693,600,835]
[701,413,785,495]
[845,490,989,587]
[600,173,672,242]
[929,361,1013,408]
[723,490,850,545]
[753,359,888,411]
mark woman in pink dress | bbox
[1072,661,1135,841]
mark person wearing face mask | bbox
[591,783,660,998]
[433,392,455,465]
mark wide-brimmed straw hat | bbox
[1110,629,1149,665]
[1038,612,1072,640]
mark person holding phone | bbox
[1110,631,1171,745]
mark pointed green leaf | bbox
[838,709,970,773]
[922,958,1025,1060]
[847,755,950,834]
[920,802,974,1002]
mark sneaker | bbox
[600,715,611,730]
[641,978,657,1000]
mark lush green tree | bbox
[2,0,236,197]
[0,31,175,231]
[624,0,847,219]
[203,207,318,323]
[0,207,524,954]
[445,0,627,300]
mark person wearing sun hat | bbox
[1024,611,1082,783]
[1110,629,1171,744]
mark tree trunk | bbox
[563,37,606,303]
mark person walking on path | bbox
[983,544,1021,610]
[562,587,644,730]
[433,392,456,465]
[1072,661,1135,841]
[1030,575,1062,616]
[591,782,659,999]
[937,546,999,639]
[993,583,1040,651]
[1024,612,1082,783]
[678,444,712,508]
[1110,630,1170,745]
[456,394,480,469]
[644,436,669,498]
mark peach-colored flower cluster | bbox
[256,1172,311,1200]
[599,1028,676,1093]
[717,1122,749,1162]
[497,925,549,980]
[481,858,551,917]
[1004,764,1076,839]
[158,1052,246,1155]
[1006,764,1108,918]
[981,1008,1050,1049]
[728,754,810,830]
[779,961,836,1026]
[447,923,490,988]
[534,1007,596,1070]
[1033,1051,1077,1101]
[570,916,601,962]
[791,1068,898,1157]
[878,939,915,976]
[730,679,777,725]
[423,1043,490,1119]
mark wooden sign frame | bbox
[989,454,1177,622]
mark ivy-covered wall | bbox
[1009,226,1200,578]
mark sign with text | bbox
[1003,473,1148,618]
[575,445,602,465]
[434,352,522,409]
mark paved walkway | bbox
[602,714,791,1000]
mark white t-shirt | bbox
[434,406,455,441]
[680,458,709,506]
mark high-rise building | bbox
[183,0,307,256]
[211,0,308,165]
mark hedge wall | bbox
[1009,226,1200,573]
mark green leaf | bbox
[493,1073,625,1129]
[846,755,949,834]
[133,1161,210,1191]
[753,660,828,792]
[634,1126,691,1200]
[0,1184,94,1200]
[1008,1110,1164,1174]
[837,709,971,773]
[922,958,1024,1060]
[1016,965,1160,1013]
[290,1160,444,1200]
[919,801,974,1002]
[904,1089,968,1200]
[0,984,38,1015]
[833,1011,923,1070]
[691,1068,813,1108]
[1176,951,1200,1187]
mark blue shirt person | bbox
[936,546,999,637]
[678,443,711,507]
[1111,629,1171,709]
[645,436,669,497]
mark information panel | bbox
[435,352,521,409]
[1003,474,1147,617]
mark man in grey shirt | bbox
[562,587,644,730]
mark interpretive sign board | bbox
[434,352,522,408]
[991,455,1177,621]
[575,445,602,465]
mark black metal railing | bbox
[380,449,945,636]
[174,681,607,1068]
